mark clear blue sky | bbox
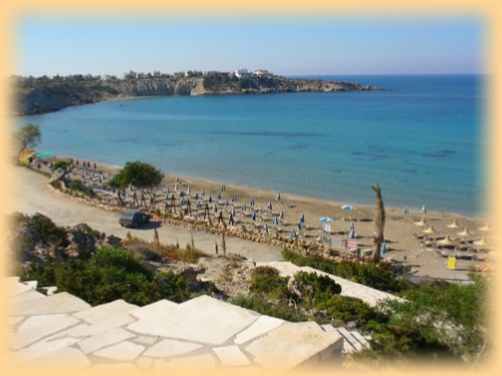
[15,17,484,77]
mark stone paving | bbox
[4,276,344,373]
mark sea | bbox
[17,74,487,216]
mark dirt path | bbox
[8,167,282,262]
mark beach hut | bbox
[447,219,459,229]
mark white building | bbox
[254,69,271,77]
[235,68,252,78]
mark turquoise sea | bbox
[18,75,486,216]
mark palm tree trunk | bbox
[371,183,385,263]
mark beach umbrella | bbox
[201,189,204,196]
[242,203,247,211]
[268,202,273,210]
[319,217,335,223]
[349,227,355,239]
[473,237,489,247]
[231,207,236,217]
[289,230,296,239]
[196,201,200,209]
[35,151,55,159]
[179,191,185,197]
[437,235,456,247]
[264,224,269,234]
[300,214,305,223]
[403,206,409,216]
[250,198,255,207]
[349,221,355,232]
[175,176,179,182]
[447,219,459,229]
[276,193,281,201]
[252,212,256,221]
[273,216,279,225]
[381,241,388,255]
[342,205,356,211]
[213,205,218,212]
[457,228,474,237]
[231,195,236,203]
[208,196,213,203]
[217,193,221,200]
[187,187,190,194]
[297,222,302,231]
[194,193,199,200]
[174,184,178,191]
[280,210,284,220]
[221,185,225,192]
[479,223,491,232]
[423,226,439,235]
[180,198,185,205]
[414,218,427,227]
[421,205,427,214]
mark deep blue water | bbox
[17,74,486,216]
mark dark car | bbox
[119,209,150,228]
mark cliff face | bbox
[12,74,384,115]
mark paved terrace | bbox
[3,262,402,373]
[4,277,344,374]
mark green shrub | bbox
[293,271,341,306]
[29,213,69,247]
[232,295,306,322]
[20,246,190,306]
[250,266,290,299]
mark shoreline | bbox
[27,154,495,280]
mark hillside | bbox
[11,73,384,115]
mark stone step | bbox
[349,330,370,349]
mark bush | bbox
[29,213,69,247]
[293,271,342,306]
[232,295,306,322]
[250,266,290,299]
[20,246,190,306]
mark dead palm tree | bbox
[371,183,385,263]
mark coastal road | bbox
[8,167,282,262]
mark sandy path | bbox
[8,167,282,262]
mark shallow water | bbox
[18,74,486,216]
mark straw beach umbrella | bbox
[447,219,459,229]
[414,218,427,226]
[423,226,439,235]
[473,237,489,247]
[457,228,474,237]
[437,235,456,248]
[479,224,491,232]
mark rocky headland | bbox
[11,72,385,115]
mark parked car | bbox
[119,209,150,228]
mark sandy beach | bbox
[12,156,497,281]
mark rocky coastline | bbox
[11,73,385,115]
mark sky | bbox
[14,17,484,77]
